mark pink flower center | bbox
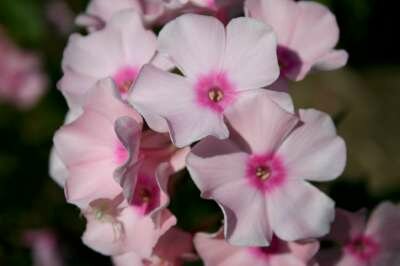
[246,154,286,193]
[195,71,237,113]
[345,235,380,262]
[277,46,302,78]
[131,174,160,216]
[248,236,284,260]
[113,66,138,96]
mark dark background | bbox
[0,0,399,265]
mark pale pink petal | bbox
[225,90,299,154]
[288,240,320,263]
[268,254,306,266]
[313,50,349,71]
[277,109,346,182]
[288,1,341,79]
[268,179,335,241]
[244,0,298,45]
[82,202,157,257]
[112,252,143,266]
[223,17,279,90]
[129,65,229,147]
[366,202,400,251]
[195,231,257,266]
[187,151,248,195]
[264,77,294,113]
[158,14,225,79]
[49,148,68,188]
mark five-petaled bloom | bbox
[317,202,400,266]
[187,91,346,246]
[129,14,280,147]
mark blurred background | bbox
[0,0,399,265]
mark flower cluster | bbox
[50,0,399,265]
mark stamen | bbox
[208,87,224,102]
[139,188,151,203]
[256,166,271,181]
[119,79,133,93]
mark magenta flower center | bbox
[345,235,380,262]
[195,71,237,113]
[277,45,302,78]
[131,174,160,216]
[246,154,286,193]
[248,236,284,260]
[113,66,138,96]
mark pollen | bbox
[139,188,151,203]
[208,87,224,102]
[256,166,271,181]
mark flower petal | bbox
[268,179,335,241]
[223,17,279,90]
[225,90,299,154]
[277,109,346,181]
[313,50,349,71]
[158,14,225,79]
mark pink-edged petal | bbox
[245,0,298,45]
[112,251,143,266]
[195,231,257,266]
[223,17,279,91]
[313,50,349,71]
[129,65,229,147]
[158,14,225,79]
[329,209,367,244]
[366,202,400,250]
[268,179,335,241]
[225,90,299,154]
[277,109,346,182]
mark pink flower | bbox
[59,10,169,113]
[53,79,143,209]
[129,14,280,147]
[82,195,176,257]
[112,227,194,266]
[0,28,47,109]
[195,229,319,266]
[245,0,349,81]
[317,202,400,266]
[186,91,346,246]
[23,230,64,266]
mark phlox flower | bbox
[129,14,280,147]
[112,227,194,266]
[0,28,48,109]
[82,195,176,257]
[317,202,400,266]
[53,79,143,209]
[245,0,348,81]
[186,91,346,246]
[59,10,169,112]
[195,229,319,266]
